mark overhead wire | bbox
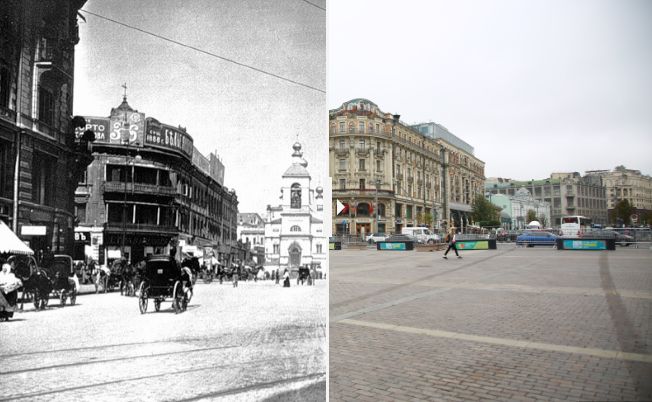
[78,9,325,94]
[300,0,326,11]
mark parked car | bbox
[385,234,417,243]
[593,230,634,246]
[400,227,440,244]
[516,230,558,247]
[365,233,388,243]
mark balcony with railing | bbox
[104,222,178,235]
[0,105,16,123]
[102,181,177,196]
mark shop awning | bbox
[0,221,34,255]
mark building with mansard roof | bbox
[329,98,485,237]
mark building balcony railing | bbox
[104,222,178,234]
[334,148,350,157]
[103,181,177,196]
[0,105,16,123]
[355,147,370,157]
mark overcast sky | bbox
[74,0,326,213]
[328,0,652,179]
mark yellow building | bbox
[329,98,485,237]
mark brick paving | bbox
[330,245,652,401]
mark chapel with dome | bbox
[263,142,326,276]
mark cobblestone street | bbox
[330,244,652,401]
[0,280,326,401]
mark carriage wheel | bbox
[154,298,161,312]
[138,283,148,314]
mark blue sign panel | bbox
[562,239,607,250]
[378,242,407,250]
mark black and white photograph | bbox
[0,0,327,400]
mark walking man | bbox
[443,228,462,259]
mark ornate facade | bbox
[0,1,92,254]
[329,98,484,236]
[486,173,608,226]
[74,97,238,266]
[264,143,326,275]
[585,166,652,223]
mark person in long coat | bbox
[283,268,290,288]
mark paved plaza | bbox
[0,280,326,401]
[330,244,652,401]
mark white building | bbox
[487,188,552,230]
[237,213,265,265]
[264,143,326,276]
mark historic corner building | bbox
[0,1,93,254]
[73,96,239,266]
[485,172,608,227]
[264,143,326,276]
[329,98,485,236]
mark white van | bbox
[401,227,440,244]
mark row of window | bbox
[337,121,385,135]
[270,244,324,254]
[104,163,234,218]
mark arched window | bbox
[356,202,370,217]
[290,225,301,232]
[291,183,301,209]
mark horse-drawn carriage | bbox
[138,255,191,314]
[5,254,77,310]
[297,265,312,285]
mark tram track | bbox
[0,328,324,376]
[0,354,325,401]
[0,322,325,359]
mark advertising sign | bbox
[74,232,91,244]
[74,117,111,142]
[192,146,211,176]
[378,242,407,250]
[109,111,145,145]
[456,241,489,250]
[562,240,607,250]
[21,226,47,236]
[209,153,225,185]
[145,118,194,158]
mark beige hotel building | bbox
[329,99,485,237]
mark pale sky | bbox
[74,0,326,213]
[328,0,652,179]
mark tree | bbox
[526,209,537,223]
[613,199,634,226]
[423,212,433,227]
[472,195,501,228]
[538,215,547,228]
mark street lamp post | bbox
[375,179,380,234]
[121,140,141,263]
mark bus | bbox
[560,215,592,237]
